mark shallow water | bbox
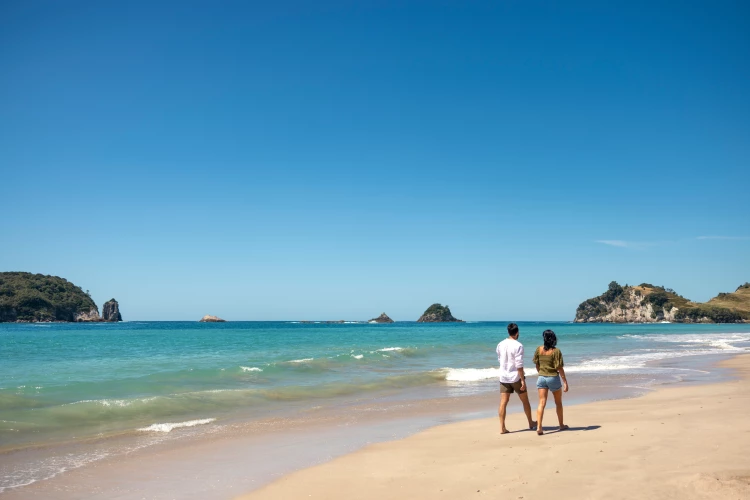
[1,321,750,493]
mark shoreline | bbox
[2,352,746,499]
[239,354,750,500]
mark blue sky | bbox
[1,1,748,320]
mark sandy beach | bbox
[240,354,750,500]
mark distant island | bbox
[199,315,226,322]
[575,281,750,323]
[0,272,122,323]
[368,313,394,323]
[417,304,463,323]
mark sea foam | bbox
[137,418,216,433]
[240,366,263,372]
[443,367,500,382]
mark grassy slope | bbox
[636,283,750,321]
[705,284,750,313]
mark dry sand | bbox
[239,355,750,500]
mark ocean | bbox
[2,320,750,495]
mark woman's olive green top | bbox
[533,347,564,377]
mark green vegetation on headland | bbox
[417,304,463,323]
[575,281,750,323]
[0,272,121,323]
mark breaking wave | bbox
[138,418,216,433]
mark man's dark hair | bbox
[507,323,519,337]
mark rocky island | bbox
[102,299,122,322]
[0,272,122,322]
[575,281,750,323]
[199,315,226,322]
[417,304,464,323]
[368,313,394,323]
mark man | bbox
[496,322,536,434]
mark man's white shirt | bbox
[496,338,524,384]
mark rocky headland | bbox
[199,315,226,322]
[368,313,394,323]
[0,272,122,323]
[575,281,750,323]
[417,304,463,323]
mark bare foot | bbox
[537,429,544,435]
[500,429,509,434]
[529,421,538,430]
[559,424,569,431]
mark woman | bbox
[533,329,569,435]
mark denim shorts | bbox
[536,375,562,391]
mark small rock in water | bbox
[199,314,226,322]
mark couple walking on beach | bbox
[496,323,569,435]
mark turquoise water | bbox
[3,321,750,443]
[2,321,750,492]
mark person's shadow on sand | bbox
[503,425,600,434]
[538,425,601,433]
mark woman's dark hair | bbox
[507,323,519,336]
[542,329,557,350]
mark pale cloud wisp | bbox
[696,236,750,241]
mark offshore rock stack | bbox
[102,299,123,322]
[368,313,394,323]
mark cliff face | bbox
[575,286,678,323]
[74,309,102,322]
[102,299,122,322]
[417,304,463,323]
[369,313,394,323]
[575,282,748,323]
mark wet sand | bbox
[240,354,750,500]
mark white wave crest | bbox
[377,347,404,352]
[240,366,263,372]
[443,368,500,382]
[617,332,750,348]
[138,418,216,433]
[288,358,314,363]
[442,367,540,382]
[351,354,364,360]
[66,399,132,407]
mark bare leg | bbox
[536,388,549,435]
[498,392,511,434]
[517,391,537,429]
[552,388,568,430]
